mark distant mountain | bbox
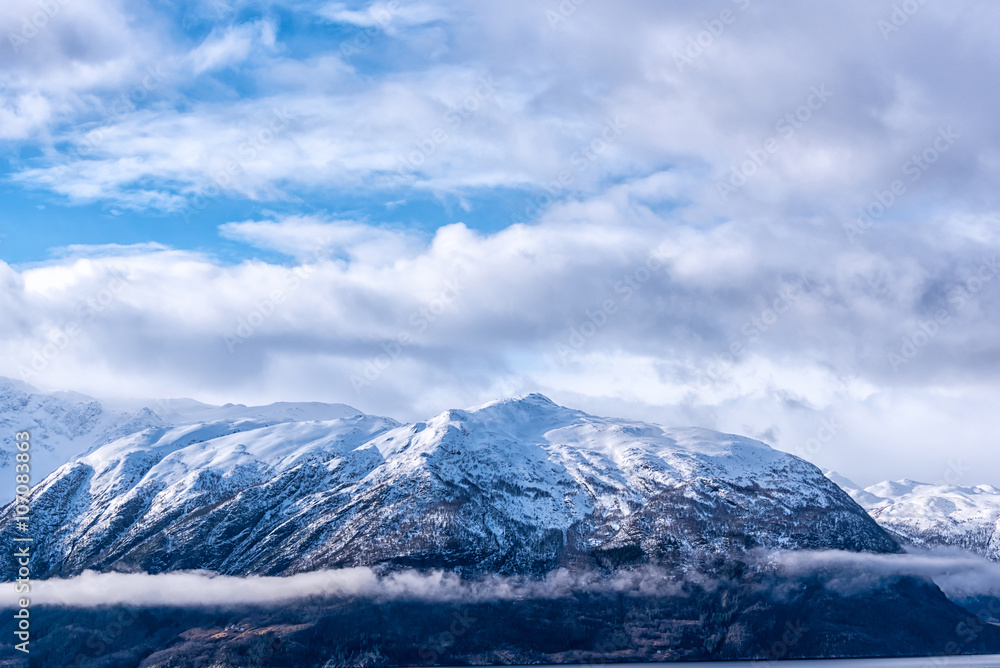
[5,393,897,580]
[6,392,1000,663]
[826,471,1000,560]
[0,376,371,502]
[0,377,163,501]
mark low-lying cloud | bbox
[769,548,1000,599]
[7,566,689,609]
[8,548,999,609]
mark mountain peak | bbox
[468,392,564,413]
[0,376,37,395]
[824,470,861,491]
[522,392,556,404]
[846,476,1000,561]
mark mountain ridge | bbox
[0,376,373,502]
[3,393,899,581]
[826,471,1000,561]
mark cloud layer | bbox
[9,549,999,608]
[1,1,999,487]
[9,565,687,608]
[4,1,1000,213]
[3,209,1000,486]
[771,548,1000,600]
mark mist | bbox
[9,547,998,609]
[767,547,1000,598]
[7,565,690,608]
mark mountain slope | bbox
[827,472,1000,560]
[0,375,372,502]
[0,377,164,501]
[5,394,898,580]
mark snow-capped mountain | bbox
[0,377,163,501]
[826,472,1000,560]
[5,393,898,580]
[0,376,375,502]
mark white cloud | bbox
[4,565,686,608]
[7,1,999,221]
[2,0,1000,489]
[772,548,1000,599]
[0,0,164,140]
[188,20,275,75]
[316,1,446,34]
[219,216,423,265]
[4,549,996,608]
[2,199,1000,486]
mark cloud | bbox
[6,549,997,609]
[6,1,995,216]
[770,548,1000,599]
[2,0,1000,488]
[1,204,1000,487]
[219,216,423,265]
[188,20,276,75]
[316,1,447,34]
[4,566,685,608]
[0,0,165,140]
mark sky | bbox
[1,0,999,487]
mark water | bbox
[532,659,1000,668]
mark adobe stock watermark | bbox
[225,244,331,352]
[717,84,833,201]
[67,608,140,666]
[689,280,807,392]
[12,430,32,655]
[887,255,998,372]
[350,275,465,392]
[339,1,399,59]
[510,116,628,225]
[7,0,68,53]
[934,458,970,487]
[17,269,133,383]
[928,598,1000,667]
[34,573,145,666]
[418,609,476,664]
[555,250,668,364]
[179,107,295,224]
[223,267,316,353]
[751,620,808,667]
[843,126,959,244]
[878,0,931,41]
[396,75,499,175]
[794,417,841,461]
[673,0,752,73]
[62,65,166,166]
[544,0,591,29]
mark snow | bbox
[0,375,377,502]
[5,390,893,579]
[0,377,161,501]
[826,471,1000,560]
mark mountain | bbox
[0,377,163,501]
[6,393,1000,664]
[0,376,376,503]
[826,472,1000,560]
[6,393,898,580]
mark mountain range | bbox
[2,378,999,664]
[6,387,899,579]
[828,471,1000,561]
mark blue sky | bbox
[0,0,551,263]
[2,0,1000,485]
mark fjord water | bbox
[560,659,1000,667]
